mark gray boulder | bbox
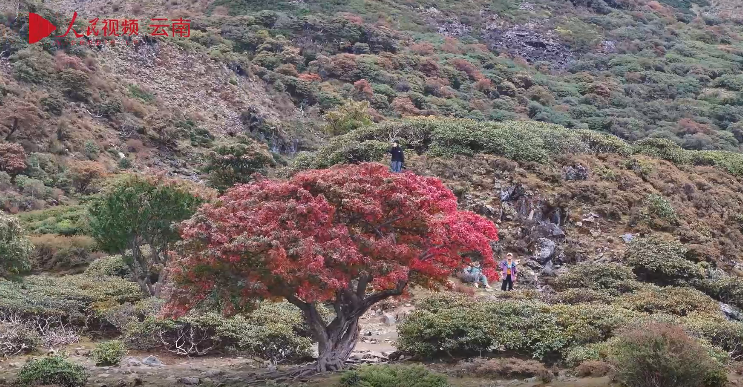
[534,238,556,264]
[141,356,163,367]
[178,377,200,385]
[721,302,743,321]
[563,164,589,181]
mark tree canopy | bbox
[88,174,215,296]
[165,163,498,371]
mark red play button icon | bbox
[28,13,57,44]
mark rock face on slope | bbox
[485,24,574,68]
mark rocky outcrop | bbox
[484,24,574,68]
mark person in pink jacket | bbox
[500,253,518,291]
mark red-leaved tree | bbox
[165,163,498,371]
[0,142,27,175]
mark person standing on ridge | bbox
[389,140,404,173]
[500,253,517,291]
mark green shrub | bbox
[617,285,719,317]
[92,340,127,366]
[202,138,275,192]
[128,84,155,102]
[0,274,143,324]
[624,237,702,286]
[83,140,99,160]
[0,214,33,279]
[681,313,743,360]
[85,255,132,278]
[553,263,638,295]
[564,341,613,367]
[643,194,678,225]
[610,323,727,387]
[324,100,373,136]
[118,157,132,169]
[398,294,638,361]
[17,205,90,236]
[551,288,614,304]
[339,365,449,387]
[29,234,97,273]
[124,302,316,362]
[699,274,743,310]
[17,355,88,387]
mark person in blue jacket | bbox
[462,261,492,291]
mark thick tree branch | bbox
[285,294,309,313]
[4,118,18,141]
[356,273,370,298]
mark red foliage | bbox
[450,58,484,81]
[441,37,462,54]
[54,52,91,72]
[69,160,108,193]
[410,42,435,55]
[166,163,498,315]
[298,73,322,82]
[0,142,27,175]
[330,54,358,80]
[464,43,490,53]
[354,79,374,99]
[474,78,494,93]
[418,57,440,76]
[392,97,422,116]
[678,118,713,135]
[339,12,364,25]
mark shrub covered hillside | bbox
[7,0,743,151]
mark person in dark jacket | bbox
[389,140,404,173]
[500,253,518,291]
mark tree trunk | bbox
[315,320,360,372]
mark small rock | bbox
[381,312,396,326]
[125,357,142,367]
[203,370,223,377]
[563,164,589,181]
[621,233,634,243]
[142,356,163,367]
[364,331,373,336]
[179,377,200,385]
[541,260,555,277]
[98,373,111,378]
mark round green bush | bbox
[92,340,127,366]
[17,355,88,387]
[339,365,450,387]
[610,323,727,387]
[624,237,702,286]
[84,255,132,278]
[553,262,638,296]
